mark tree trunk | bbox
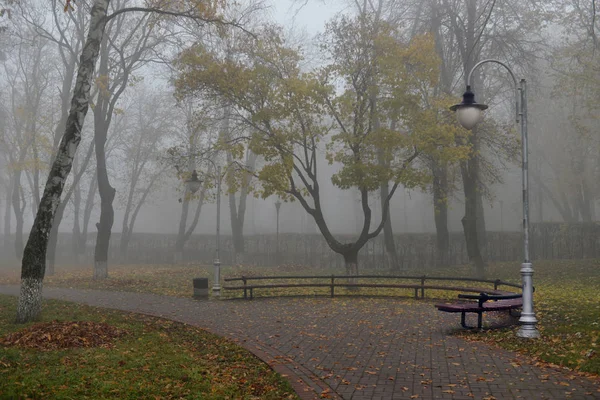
[230,210,245,264]
[3,176,12,252]
[577,181,593,222]
[93,31,115,280]
[536,181,544,223]
[227,150,255,265]
[476,187,487,249]
[432,164,450,266]
[175,187,205,263]
[94,153,115,279]
[80,174,97,255]
[174,189,191,263]
[45,203,66,276]
[175,115,199,264]
[223,114,255,265]
[16,0,111,323]
[12,172,25,259]
[72,179,82,255]
[342,248,359,288]
[119,191,135,260]
[119,173,161,259]
[46,141,95,273]
[460,156,485,278]
[377,110,399,270]
[380,181,399,270]
[531,172,574,222]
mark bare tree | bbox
[173,105,212,263]
[92,0,174,278]
[15,0,245,322]
[117,87,174,258]
[1,32,51,259]
[17,0,91,274]
[402,0,546,275]
[16,0,112,323]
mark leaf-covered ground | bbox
[0,295,298,399]
[0,258,598,375]
[452,259,600,375]
[0,320,129,351]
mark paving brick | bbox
[0,285,598,400]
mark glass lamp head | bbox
[449,86,488,130]
[185,170,202,194]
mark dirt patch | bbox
[0,321,129,351]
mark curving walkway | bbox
[0,285,598,400]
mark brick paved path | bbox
[0,285,598,400]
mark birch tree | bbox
[16,0,233,322]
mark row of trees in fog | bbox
[0,1,598,321]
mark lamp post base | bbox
[517,262,540,338]
[517,325,540,338]
[212,259,221,298]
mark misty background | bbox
[0,0,597,270]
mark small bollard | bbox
[193,278,209,299]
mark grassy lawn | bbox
[0,295,298,399]
[1,258,598,376]
[452,259,600,376]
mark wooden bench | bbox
[435,292,523,330]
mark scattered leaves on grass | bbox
[0,320,128,351]
[454,259,600,376]
[0,295,298,399]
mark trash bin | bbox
[193,278,209,299]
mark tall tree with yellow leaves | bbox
[175,17,466,274]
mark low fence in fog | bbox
[2,223,598,269]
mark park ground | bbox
[0,259,598,399]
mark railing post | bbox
[242,276,247,300]
[494,279,500,290]
[331,275,335,298]
[421,276,426,298]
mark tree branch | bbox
[105,7,256,38]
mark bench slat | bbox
[435,292,523,330]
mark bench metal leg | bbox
[460,312,483,330]
[509,308,520,317]
[250,288,253,300]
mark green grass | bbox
[452,259,600,375]
[0,262,516,300]
[0,295,298,399]
[1,259,598,376]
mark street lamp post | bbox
[213,165,222,297]
[185,164,223,298]
[450,59,539,338]
[274,199,281,265]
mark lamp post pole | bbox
[213,165,222,297]
[450,59,539,338]
[275,199,281,266]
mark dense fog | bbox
[0,0,597,268]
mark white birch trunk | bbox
[16,0,112,323]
